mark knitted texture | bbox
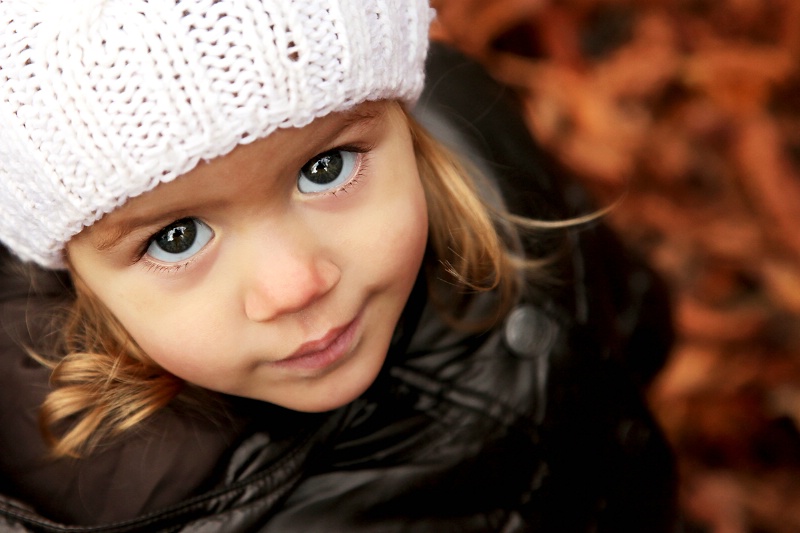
[0,0,432,268]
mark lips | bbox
[272,313,362,371]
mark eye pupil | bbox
[297,149,358,194]
[156,219,196,254]
[302,151,343,184]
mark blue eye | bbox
[146,218,213,263]
[297,149,358,193]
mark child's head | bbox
[67,100,429,412]
[1,0,522,455]
[0,0,431,268]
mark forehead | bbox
[180,99,395,180]
[74,100,405,245]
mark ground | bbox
[433,1,800,531]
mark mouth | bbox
[272,312,362,372]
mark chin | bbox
[279,392,364,414]
[282,363,385,413]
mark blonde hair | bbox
[37,112,551,457]
[35,273,183,457]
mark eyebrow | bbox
[91,103,390,253]
[338,104,386,131]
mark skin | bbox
[67,100,428,412]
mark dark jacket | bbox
[0,44,677,532]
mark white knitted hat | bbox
[0,0,432,268]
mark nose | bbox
[243,234,340,322]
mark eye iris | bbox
[302,151,343,184]
[156,219,196,254]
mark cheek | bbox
[390,185,428,276]
[357,171,428,287]
[134,310,216,368]
[101,281,231,380]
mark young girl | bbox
[0,0,676,531]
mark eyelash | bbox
[140,256,199,274]
[329,163,364,197]
[310,144,372,197]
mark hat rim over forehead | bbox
[0,0,433,268]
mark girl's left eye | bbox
[145,217,214,263]
[297,149,359,193]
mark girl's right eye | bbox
[146,218,213,263]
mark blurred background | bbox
[430,1,800,531]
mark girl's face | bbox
[67,101,428,412]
